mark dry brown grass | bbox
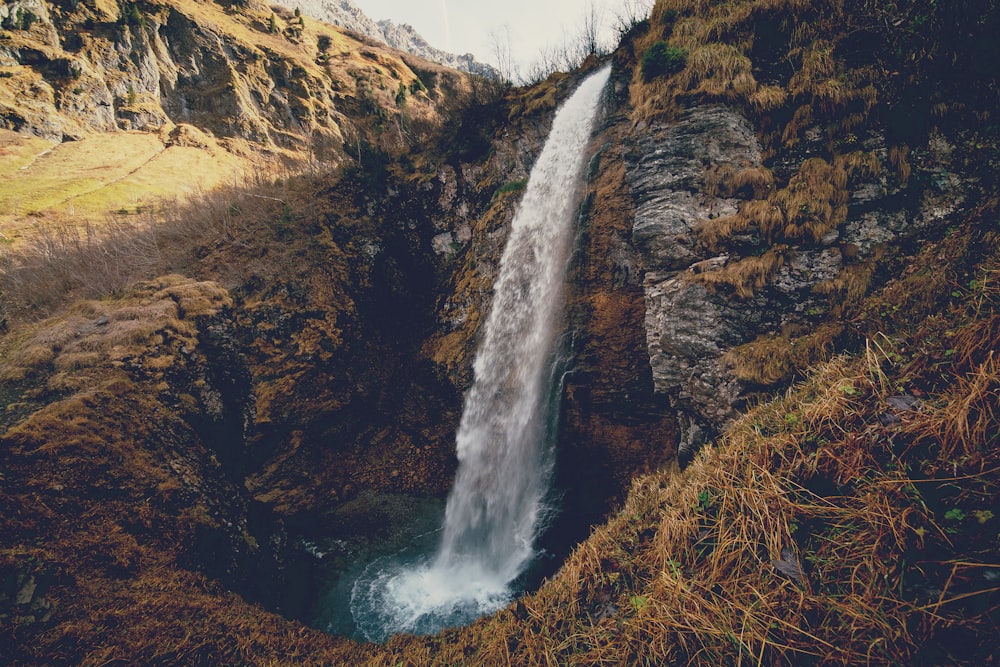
[771,157,849,242]
[688,246,788,298]
[724,322,844,386]
[698,155,857,254]
[889,144,913,184]
[674,43,757,102]
[839,150,882,180]
[815,261,876,315]
[0,275,230,392]
[748,84,788,112]
[0,173,305,322]
[626,0,883,153]
[702,163,775,199]
[696,199,784,249]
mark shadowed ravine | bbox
[344,65,613,642]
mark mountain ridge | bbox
[281,0,499,78]
[0,0,470,235]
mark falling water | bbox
[349,64,612,642]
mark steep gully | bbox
[311,73,972,643]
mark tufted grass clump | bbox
[641,42,688,81]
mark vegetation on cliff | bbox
[0,0,997,664]
[626,0,999,388]
[0,0,469,237]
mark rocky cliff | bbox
[0,0,466,160]
[282,0,498,78]
[0,0,998,664]
[626,104,972,456]
[614,2,999,459]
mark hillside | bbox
[0,0,468,236]
[1,0,998,665]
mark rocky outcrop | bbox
[555,119,677,531]
[0,0,347,146]
[283,0,498,78]
[625,107,767,453]
[0,0,464,166]
[626,104,973,455]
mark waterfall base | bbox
[350,555,514,642]
[306,491,527,641]
[308,487,583,642]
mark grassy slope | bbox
[0,0,997,664]
[0,129,244,236]
[0,0,460,240]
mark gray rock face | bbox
[643,275,762,431]
[626,106,767,454]
[284,0,498,78]
[289,0,382,38]
[625,105,972,457]
[628,107,760,271]
[772,248,843,300]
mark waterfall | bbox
[349,64,612,642]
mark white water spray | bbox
[350,64,612,642]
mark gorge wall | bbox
[1,0,998,663]
[625,104,972,455]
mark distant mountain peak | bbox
[283,0,498,78]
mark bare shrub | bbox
[0,217,160,315]
[522,2,616,85]
[0,173,295,321]
[613,0,655,37]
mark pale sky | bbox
[352,0,653,75]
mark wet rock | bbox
[879,394,923,426]
[14,575,36,605]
